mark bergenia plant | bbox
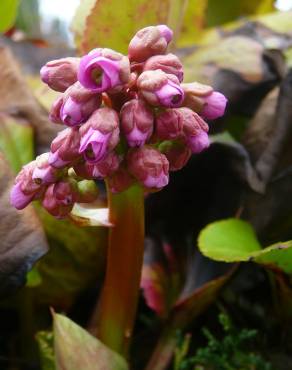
[10,25,227,357]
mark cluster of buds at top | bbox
[11,25,227,218]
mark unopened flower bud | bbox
[127,146,169,189]
[76,180,99,203]
[107,166,134,193]
[128,25,173,62]
[156,108,184,140]
[10,161,45,210]
[42,180,78,218]
[49,128,81,168]
[32,152,59,184]
[120,99,154,147]
[186,130,210,153]
[161,142,191,171]
[201,91,227,120]
[40,57,79,92]
[74,152,120,179]
[182,82,227,119]
[137,70,184,108]
[143,53,183,82]
[180,108,210,153]
[79,108,120,163]
[60,82,101,127]
[78,48,130,93]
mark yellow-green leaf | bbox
[53,313,128,370]
[81,0,171,54]
[198,218,292,274]
[0,0,19,33]
[206,0,275,27]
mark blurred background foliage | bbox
[0,0,292,369]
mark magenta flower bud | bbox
[107,166,134,193]
[182,82,227,119]
[162,143,192,171]
[78,48,130,93]
[40,57,80,92]
[127,146,169,189]
[42,180,77,219]
[79,108,120,163]
[32,153,59,184]
[128,25,173,62]
[180,108,210,153]
[143,54,183,82]
[120,99,154,147]
[60,82,102,127]
[10,182,35,210]
[156,108,184,140]
[137,70,184,108]
[186,130,210,153]
[10,161,44,210]
[49,128,81,168]
[74,152,120,179]
[200,91,228,120]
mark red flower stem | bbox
[97,183,145,357]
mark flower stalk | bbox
[97,183,145,357]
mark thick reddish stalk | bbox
[97,184,145,356]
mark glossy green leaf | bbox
[0,0,19,33]
[53,313,128,370]
[81,0,170,54]
[36,331,56,370]
[198,219,261,261]
[198,219,292,274]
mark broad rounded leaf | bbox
[81,0,170,54]
[53,313,128,370]
[198,219,261,261]
[198,219,292,274]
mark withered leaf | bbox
[0,153,48,295]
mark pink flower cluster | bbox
[10,25,227,218]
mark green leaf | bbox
[36,331,56,370]
[26,267,42,287]
[0,115,34,172]
[183,36,265,84]
[177,0,208,47]
[198,219,262,262]
[206,0,275,27]
[0,0,19,33]
[198,219,292,274]
[53,313,128,370]
[33,205,107,309]
[80,0,171,54]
